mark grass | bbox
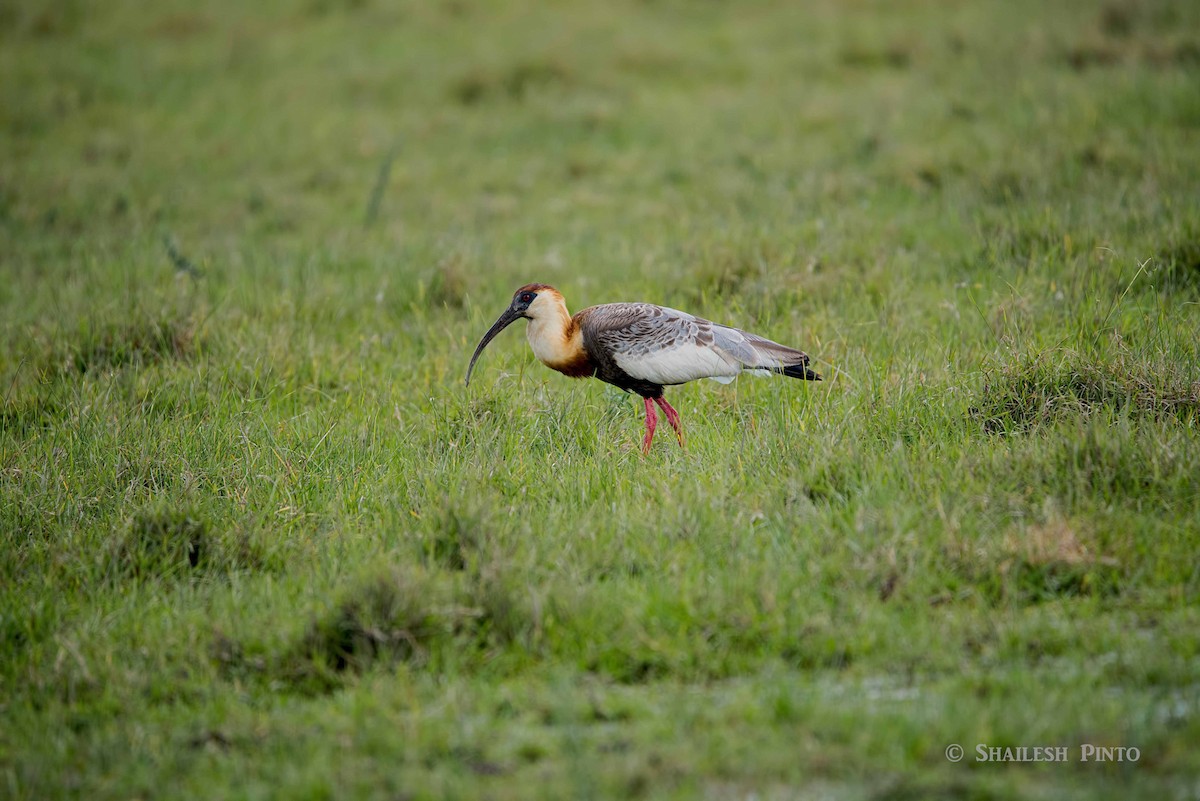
[2,0,1199,797]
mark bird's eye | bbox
[520,293,534,303]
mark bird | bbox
[465,283,821,453]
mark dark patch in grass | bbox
[781,628,855,671]
[210,630,248,669]
[293,571,446,676]
[878,571,900,602]
[1062,39,1125,70]
[305,0,370,16]
[997,559,1122,603]
[591,559,648,582]
[149,11,212,40]
[107,501,264,582]
[0,591,59,655]
[501,60,572,98]
[589,651,672,685]
[1100,2,1137,38]
[452,74,489,105]
[1153,234,1200,295]
[426,255,469,309]
[0,181,15,221]
[451,59,572,105]
[1078,143,1107,169]
[469,570,534,647]
[914,165,942,190]
[425,508,484,570]
[422,497,506,572]
[1140,39,1200,68]
[973,351,1200,434]
[51,314,199,376]
[840,41,914,69]
[873,777,1006,801]
[445,746,508,776]
[275,567,537,693]
[0,393,62,438]
[0,0,82,38]
[799,460,860,505]
[1060,31,1200,71]
[979,169,1029,204]
[109,504,210,580]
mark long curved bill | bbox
[464,307,521,387]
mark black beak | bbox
[465,307,522,387]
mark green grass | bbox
[3,0,1199,797]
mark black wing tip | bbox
[782,363,822,381]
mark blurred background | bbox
[4,0,1196,322]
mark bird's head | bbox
[465,283,561,386]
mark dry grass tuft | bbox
[944,517,1123,605]
[997,517,1123,602]
[1005,517,1119,571]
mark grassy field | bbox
[3,0,1200,797]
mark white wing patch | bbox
[614,340,741,386]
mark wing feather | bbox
[579,303,810,386]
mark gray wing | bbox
[580,303,810,386]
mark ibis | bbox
[465,284,821,452]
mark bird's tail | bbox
[712,325,822,381]
[742,335,822,380]
[779,362,822,381]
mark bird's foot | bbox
[654,397,685,448]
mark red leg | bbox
[654,396,684,447]
[642,397,658,454]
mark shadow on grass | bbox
[242,565,539,696]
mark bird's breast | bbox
[528,318,594,378]
[545,351,596,378]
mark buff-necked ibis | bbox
[465,284,821,453]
